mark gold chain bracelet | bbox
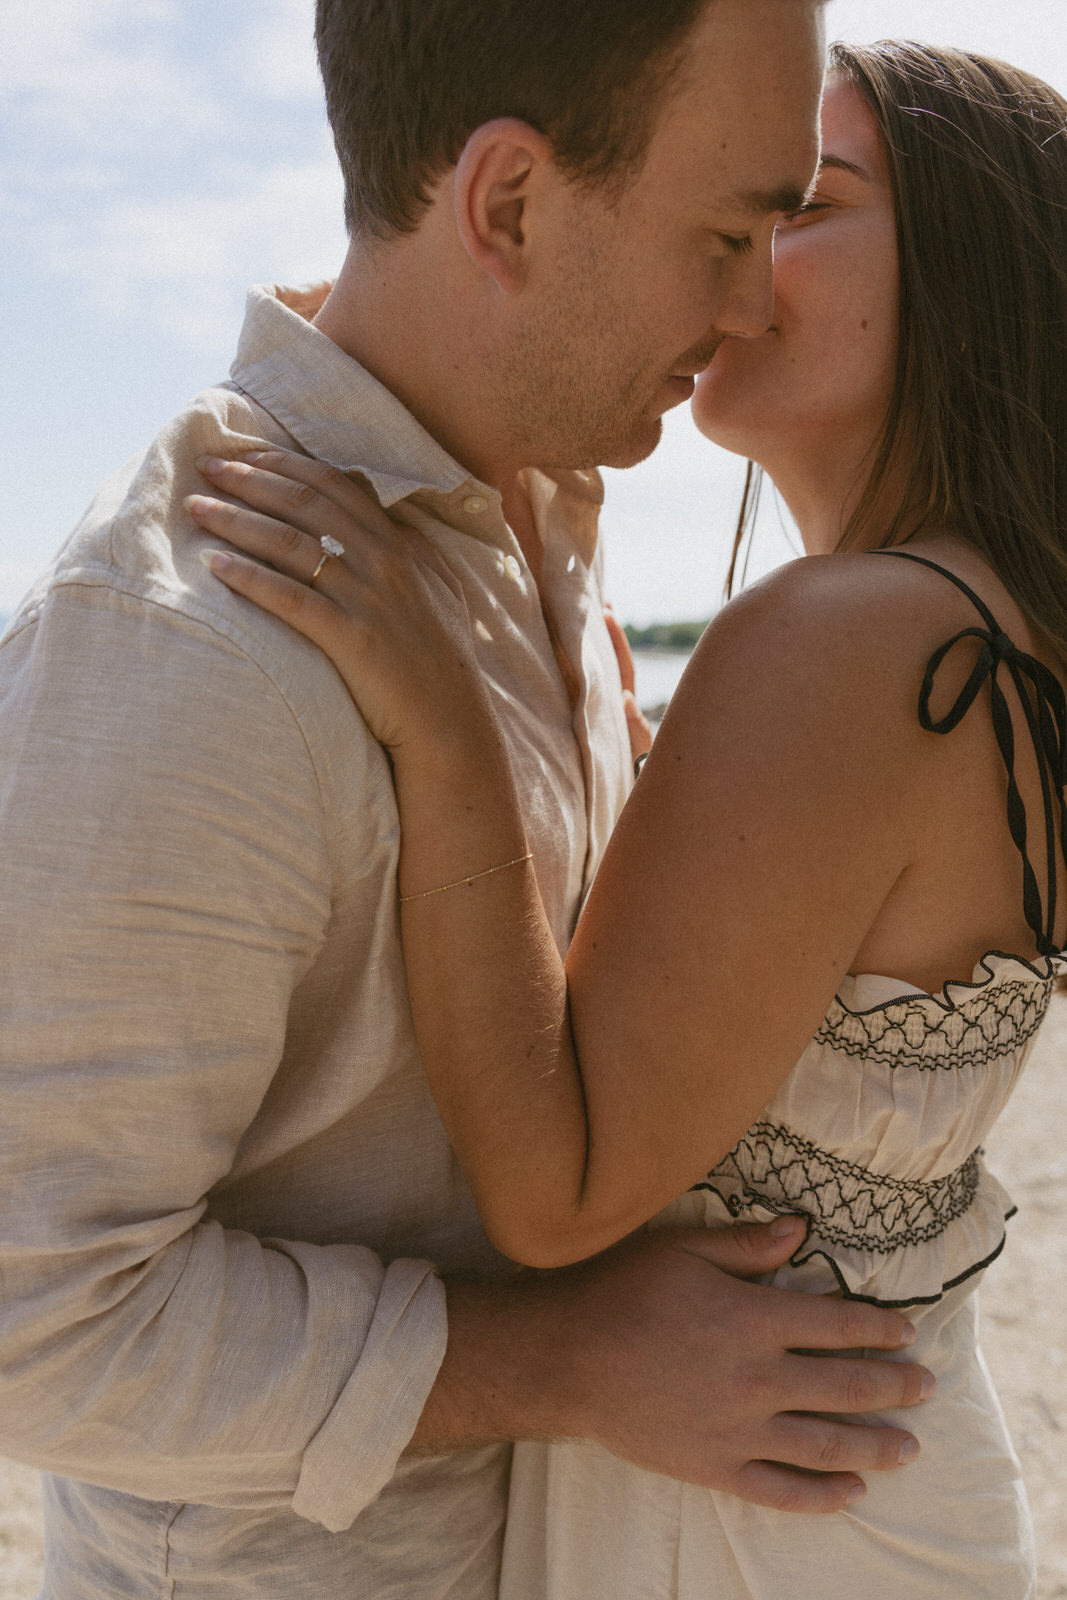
[399,852,533,903]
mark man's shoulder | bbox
[4,382,388,792]
[14,384,317,670]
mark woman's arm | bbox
[188,450,926,1267]
[187,452,605,1263]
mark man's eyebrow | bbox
[728,182,810,218]
[726,154,870,220]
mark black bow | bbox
[918,624,1067,955]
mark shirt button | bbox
[463,494,489,514]
[503,555,522,581]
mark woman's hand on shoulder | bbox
[185,449,493,763]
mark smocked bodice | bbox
[665,950,1057,1305]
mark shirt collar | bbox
[229,282,603,563]
[230,282,475,509]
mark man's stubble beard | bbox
[491,233,664,474]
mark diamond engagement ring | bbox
[310,533,345,586]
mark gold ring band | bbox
[310,533,345,587]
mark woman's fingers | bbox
[604,605,653,764]
[198,449,396,540]
[241,448,397,532]
[604,605,636,696]
[190,451,462,599]
[203,548,344,650]
[185,493,327,583]
[622,691,653,764]
[192,455,363,565]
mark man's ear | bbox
[453,119,557,293]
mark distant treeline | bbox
[0,609,710,656]
[622,620,710,652]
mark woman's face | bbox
[691,75,899,481]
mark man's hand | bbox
[414,1219,930,1514]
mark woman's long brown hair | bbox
[726,40,1067,659]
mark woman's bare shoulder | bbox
[670,552,957,751]
[703,548,973,652]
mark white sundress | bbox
[499,552,1067,1600]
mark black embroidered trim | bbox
[792,1216,1016,1308]
[830,949,1056,1018]
[693,1121,981,1253]
[816,975,1052,1070]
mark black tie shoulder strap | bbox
[878,549,1067,957]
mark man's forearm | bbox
[410,1273,576,1454]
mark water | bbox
[632,650,692,718]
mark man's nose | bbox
[714,250,775,340]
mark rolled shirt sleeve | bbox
[0,579,445,1528]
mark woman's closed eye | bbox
[778,200,831,229]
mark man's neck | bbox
[313,240,528,494]
[314,239,546,576]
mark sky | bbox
[3,1,1066,623]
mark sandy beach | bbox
[1,1000,1064,1597]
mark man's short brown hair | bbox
[316,0,708,239]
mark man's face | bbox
[495,0,825,471]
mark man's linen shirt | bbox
[0,283,633,1597]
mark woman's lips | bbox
[664,374,697,403]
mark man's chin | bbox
[596,417,665,472]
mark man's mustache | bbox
[672,336,729,376]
